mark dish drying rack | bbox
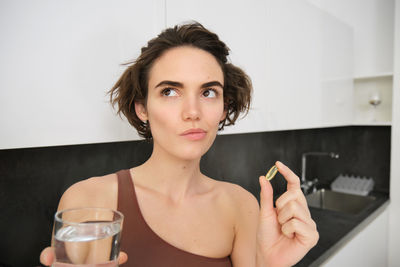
[331,174,375,196]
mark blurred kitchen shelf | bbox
[354,73,393,80]
[352,74,392,125]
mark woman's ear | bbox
[135,102,148,122]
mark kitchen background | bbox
[0,0,399,266]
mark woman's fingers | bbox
[275,161,301,191]
[274,161,308,210]
[275,188,318,247]
[40,248,128,266]
[273,161,318,246]
[281,218,319,247]
[276,189,309,213]
[277,199,312,226]
[39,247,55,266]
[259,176,275,214]
[119,252,128,265]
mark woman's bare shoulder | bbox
[57,173,118,211]
[210,179,259,212]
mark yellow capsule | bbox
[265,165,278,181]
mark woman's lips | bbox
[180,128,207,140]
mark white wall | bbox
[388,1,400,265]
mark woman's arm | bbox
[229,186,260,266]
[40,175,128,266]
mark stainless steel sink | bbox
[305,189,376,214]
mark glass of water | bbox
[52,207,124,267]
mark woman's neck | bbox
[135,144,205,202]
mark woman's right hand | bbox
[39,247,128,266]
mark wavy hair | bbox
[109,22,252,140]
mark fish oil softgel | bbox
[265,165,278,181]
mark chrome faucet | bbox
[301,152,339,194]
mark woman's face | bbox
[136,46,226,161]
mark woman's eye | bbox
[203,89,217,98]
[161,88,178,97]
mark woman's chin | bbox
[178,151,206,161]
[153,137,215,162]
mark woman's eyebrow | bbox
[202,81,224,89]
[155,80,183,88]
[154,80,223,89]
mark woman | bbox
[41,22,318,266]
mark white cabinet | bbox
[308,0,395,126]
[168,0,354,133]
[308,0,395,78]
[166,0,354,134]
[264,0,323,131]
[0,0,355,149]
[0,0,164,149]
[265,0,353,131]
[321,207,389,267]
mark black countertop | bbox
[294,192,389,267]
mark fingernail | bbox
[276,161,285,167]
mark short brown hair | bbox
[109,22,252,140]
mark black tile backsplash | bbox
[202,125,391,198]
[0,126,390,266]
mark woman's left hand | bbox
[257,161,319,267]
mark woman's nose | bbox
[182,95,201,121]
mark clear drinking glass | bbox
[51,207,124,267]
